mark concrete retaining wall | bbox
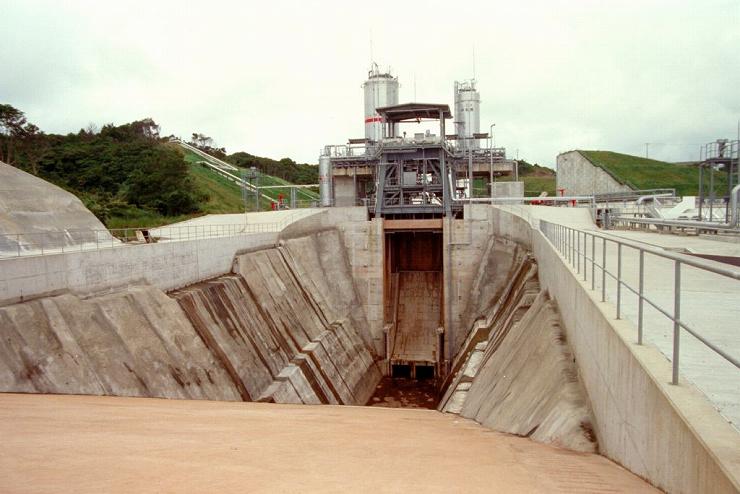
[492,206,740,494]
[491,181,524,198]
[281,208,386,353]
[556,151,632,196]
[0,229,381,406]
[0,233,277,306]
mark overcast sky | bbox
[2,0,739,167]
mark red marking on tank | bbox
[365,116,383,123]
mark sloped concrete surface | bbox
[0,161,115,253]
[0,286,241,400]
[441,255,597,453]
[392,271,441,364]
[0,393,660,494]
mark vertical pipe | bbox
[616,243,622,319]
[672,261,681,385]
[577,231,581,274]
[638,249,644,344]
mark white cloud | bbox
[1,0,738,166]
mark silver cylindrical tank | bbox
[363,63,399,143]
[454,80,481,151]
[318,150,332,207]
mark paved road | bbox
[0,394,657,493]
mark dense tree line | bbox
[1,104,203,221]
[1,103,319,225]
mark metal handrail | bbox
[539,219,740,385]
[611,216,740,233]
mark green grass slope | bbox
[579,150,726,196]
[176,146,319,205]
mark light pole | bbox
[489,124,496,196]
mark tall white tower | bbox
[363,63,399,143]
[454,79,481,150]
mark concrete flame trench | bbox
[0,206,735,493]
[0,210,598,448]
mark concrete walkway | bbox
[591,228,740,429]
[516,203,740,431]
[0,394,658,493]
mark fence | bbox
[0,212,312,259]
[539,219,740,385]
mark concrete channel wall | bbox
[0,227,381,405]
[490,206,740,494]
[280,207,386,353]
[0,232,277,306]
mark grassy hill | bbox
[578,150,726,196]
[175,145,319,206]
[103,148,318,229]
[473,160,557,196]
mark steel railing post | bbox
[577,231,581,274]
[571,228,575,265]
[616,243,622,319]
[601,238,606,302]
[672,261,681,385]
[638,249,645,345]
[569,228,574,264]
[582,232,587,281]
[591,234,595,290]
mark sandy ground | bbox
[0,394,658,493]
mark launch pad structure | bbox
[319,64,518,219]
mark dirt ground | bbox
[366,377,439,409]
[0,393,659,493]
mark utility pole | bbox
[645,143,650,159]
[489,123,496,194]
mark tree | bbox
[131,118,160,139]
[190,132,213,149]
[0,104,28,164]
[20,123,49,175]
